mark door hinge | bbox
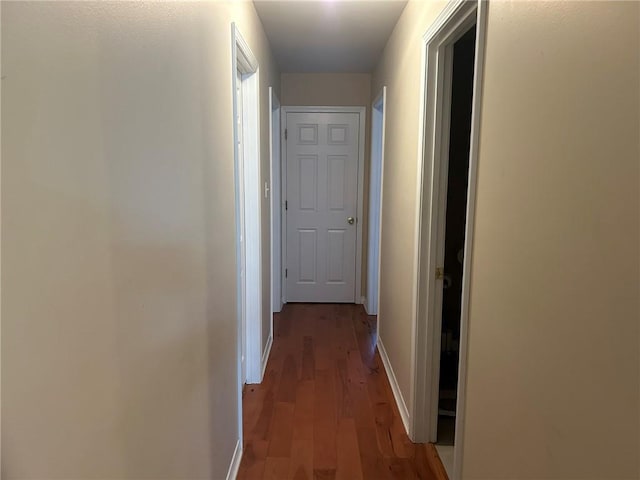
[435,267,445,280]
[285,200,288,211]
[285,129,288,141]
[285,268,288,278]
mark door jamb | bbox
[366,87,387,319]
[266,86,280,380]
[411,2,488,479]
[280,110,287,305]
[269,87,282,319]
[280,106,367,304]
[231,22,263,398]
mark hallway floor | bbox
[237,303,438,479]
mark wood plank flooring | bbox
[237,303,437,480]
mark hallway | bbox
[237,304,437,480]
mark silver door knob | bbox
[347,217,355,225]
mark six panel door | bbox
[285,111,360,302]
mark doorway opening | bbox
[270,87,282,318]
[232,24,262,398]
[412,1,487,478]
[436,24,476,452]
[366,87,387,317]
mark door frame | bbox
[366,87,387,317]
[280,106,367,304]
[231,22,263,397]
[269,87,282,318]
[411,1,488,478]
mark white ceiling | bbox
[253,0,408,73]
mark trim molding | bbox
[232,23,262,386]
[280,110,288,305]
[366,86,387,319]
[225,439,243,480]
[261,333,273,380]
[269,87,283,316]
[452,3,488,477]
[377,337,411,435]
[411,2,488,479]
[422,0,466,42]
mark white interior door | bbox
[285,111,360,303]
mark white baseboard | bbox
[260,333,273,381]
[377,337,411,436]
[225,439,243,480]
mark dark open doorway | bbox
[436,24,477,446]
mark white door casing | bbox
[232,23,262,394]
[410,2,488,479]
[235,67,247,384]
[366,87,387,316]
[285,110,362,303]
[269,88,282,314]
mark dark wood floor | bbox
[237,303,438,480]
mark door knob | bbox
[347,217,355,225]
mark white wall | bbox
[463,2,639,477]
[1,2,278,478]
[372,0,639,478]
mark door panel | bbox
[298,229,318,283]
[298,155,318,210]
[285,111,360,302]
[328,155,347,210]
[326,229,346,283]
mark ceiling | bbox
[253,0,408,73]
